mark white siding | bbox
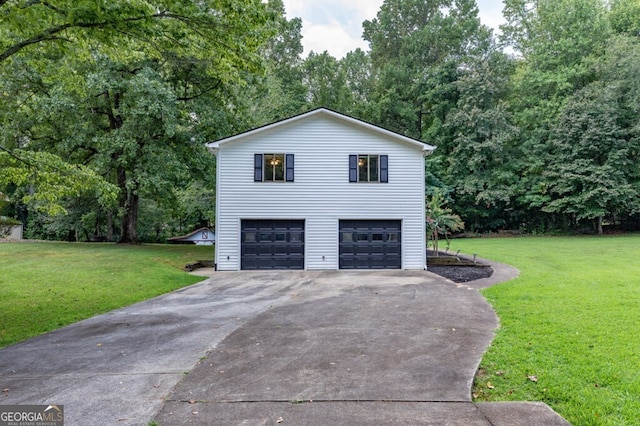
[214,112,427,270]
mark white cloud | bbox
[303,21,368,58]
[477,0,507,34]
[281,0,506,59]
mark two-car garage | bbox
[240,219,402,270]
[208,108,432,272]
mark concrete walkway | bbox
[0,263,570,425]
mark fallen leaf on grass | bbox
[527,375,538,382]
[486,382,495,389]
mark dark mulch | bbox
[427,265,494,283]
[427,250,494,283]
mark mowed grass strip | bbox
[449,235,640,426]
[0,242,213,348]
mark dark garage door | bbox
[241,220,305,270]
[339,220,401,269]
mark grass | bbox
[0,242,213,348]
[448,235,640,426]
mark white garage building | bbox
[207,108,434,271]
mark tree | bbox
[302,51,351,110]
[500,0,611,230]
[426,191,464,254]
[441,51,521,231]
[1,0,276,243]
[340,49,374,109]
[543,85,637,234]
[543,35,640,234]
[363,0,492,138]
[608,0,640,36]
[246,0,308,124]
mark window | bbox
[254,153,294,182]
[349,154,388,183]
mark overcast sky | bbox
[281,0,506,58]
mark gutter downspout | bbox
[207,145,220,271]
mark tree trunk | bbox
[119,193,139,243]
[432,230,439,256]
[116,167,140,244]
[106,211,113,242]
[597,216,603,236]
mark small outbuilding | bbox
[0,217,23,241]
[167,227,215,245]
[207,108,435,271]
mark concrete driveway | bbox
[0,267,569,425]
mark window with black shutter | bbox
[255,153,294,182]
[349,154,388,183]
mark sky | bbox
[281,0,507,58]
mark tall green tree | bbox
[441,51,521,231]
[608,0,640,36]
[363,0,492,139]
[1,0,276,243]
[302,51,351,110]
[501,0,611,230]
[543,84,636,233]
[543,34,640,233]
[246,0,308,124]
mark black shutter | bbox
[254,154,263,182]
[380,155,388,183]
[286,154,294,182]
[349,154,357,182]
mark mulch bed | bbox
[427,250,494,283]
[427,265,494,283]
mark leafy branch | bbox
[0,6,226,63]
[0,148,118,215]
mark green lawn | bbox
[0,242,213,348]
[448,235,640,426]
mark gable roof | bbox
[167,227,214,242]
[206,108,435,153]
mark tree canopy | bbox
[3,0,640,241]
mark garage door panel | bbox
[370,244,386,254]
[241,220,305,270]
[273,244,290,255]
[242,245,259,256]
[339,220,401,269]
[288,245,304,255]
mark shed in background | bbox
[168,227,215,245]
